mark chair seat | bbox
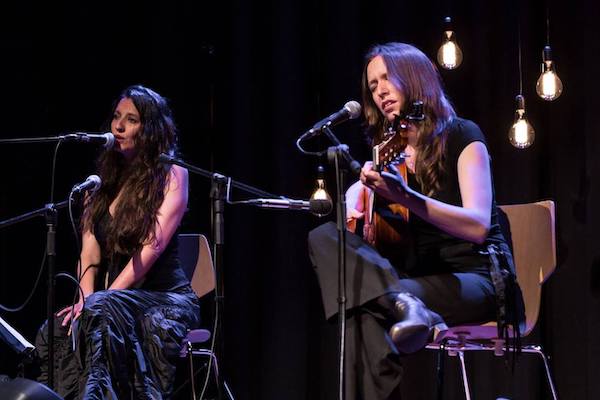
[432,321,522,343]
[179,328,212,357]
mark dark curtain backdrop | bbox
[1,1,598,399]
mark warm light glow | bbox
[311,185,330,201]
[536,67,563,101]
[536,46,563,101]
[442,42,457,67]
[437,31,463,69]
[310,167,332,217]
[514,119,529,145]
[509,111,535,149]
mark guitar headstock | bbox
[372,131,407,172]
[372,101,425,171]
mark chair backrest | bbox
[177,233,216,298]
[499,201,556,336]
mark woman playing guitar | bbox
[308,42,524,400]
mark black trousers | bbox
[308,222,498,400]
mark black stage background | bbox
[0,1,598,399]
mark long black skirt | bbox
[35,287,200,400]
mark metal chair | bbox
[425,200,558,399]
[177,233,233,400]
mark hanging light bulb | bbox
[536,45,563,101]
[310,165,333,217]
[508,95,535,149]
[437,17,463,70]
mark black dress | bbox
[36,210,200,399]
[308,118,524,399]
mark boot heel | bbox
[387,293,447,354]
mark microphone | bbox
[62,132,115,149]
[303,101,362,139]
[245,198,333,217]
[71,175,102,194]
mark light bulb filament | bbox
[541,71,557,97]
[437,28,463,70]
[441,39,458,67]
[513,119,529,146]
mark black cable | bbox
[68,191,83,275]
[0,140,64,312]
[49,140,62,204]
[296,134,327,157]
[55,273,86,306]
[0,250,47,312]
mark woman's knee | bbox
[83,291,112,313]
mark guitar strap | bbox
[481,243,522,363]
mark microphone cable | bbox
[0,140,63,312]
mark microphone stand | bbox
[320,126,361,400]
[0,199,71,390]
[159,155,279,400]
[0,136,65,144]
[0,133,111,145]
[296,121,361,400]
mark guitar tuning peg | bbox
[407,101,425,121]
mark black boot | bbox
[382,292,448,354]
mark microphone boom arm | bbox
[159,154,279,199]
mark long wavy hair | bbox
[82,85,178,258]
[361,43,456,195]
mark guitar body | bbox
[371,162,413,261]
[367,112,417,262]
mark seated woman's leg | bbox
[135,292,200,397]
[308,222,405,319]
[370,272,495,353]
[77,289,200,400]
[34,315,79,399]
[395,272,496,327]
[77,290,136,399]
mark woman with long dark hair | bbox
[37,85,200,399]
[309,43,523,399]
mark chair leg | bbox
[522,345,559,400]
[187,348,236,400]
[435,341,447,400]
[187,341,197,400]
[457,351,472,400]
[223,380,236,400]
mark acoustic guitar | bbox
[367,101,425,259]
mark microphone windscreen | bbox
[103,132,115,149]
[344,101,362,119]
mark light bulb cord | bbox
[518,23,523,95]
[546,4,551,46]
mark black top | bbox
[404,117,506,275]
[94,209,190,292]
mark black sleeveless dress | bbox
[36,210,200,400]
